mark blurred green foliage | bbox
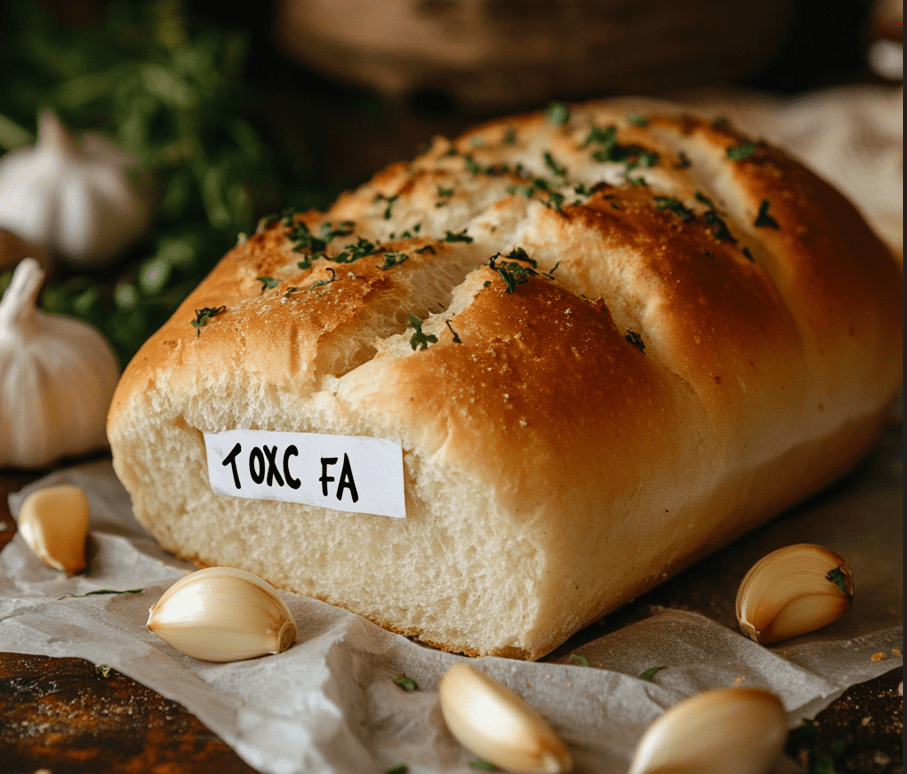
[0,0,337,366]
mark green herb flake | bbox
[333,237,379,263]
[625,330,646,353]
[639,665,666,681]
[96,664,112,678]
[754,199,780,229]
[256,276,279,291]
[392,674,419,692]
[374,194,399,220]
[469,761,496,771]
[726,143,755,161]
[694,191,715,209]
[545,101,570,126]
[653,196,694,222]
[415,245,437,255]
[288,221,328,254]
[627,114,649,126]
[408,315,438,351]
[703,211,737,243]
[503,127,518,144]
[543,151,567,179]
[569,652,590,667]
[309,268,338,289]
[443,229,473,243]
[83,556,100,576]
[380,252,408,270]
[826,566,851,597]
[320,221,356,241]
[386,766,408,774]
[464,154,488,176]
[674,151,693,169]
[190,306,226,337]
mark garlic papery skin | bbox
[0,257,120,469]
[0,110,152,269]
[146,567,298,662]
[438,663,573,774]
[736,543,854,645]
[17,484,90,575]
[627,688,787,774]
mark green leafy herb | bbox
[487,253,540,293]
[392,674,419,692]
[443,229,473,243]
[625,330,645,353]
[826,567,851,597]
[380,252,408,269]
[289,220,328,254]
[333,237,379,263]
[569,652,589,666]
[653,196,694,222]
[256,275,279,291]
[627,114,648,126]
[297,253,325,270]
[503,127,517,144]
[543,151,567,179]
[96,664,112,678]
[703,211,737,243]
[435,186,454,207]
[469,761,496,771]
[464,153,489,176]
[754,199,780,229]
[726,142,755,161]
[408,315,437,350]
[83,555,100,576]
[542,191,566,212]
[694,191,715,209]
[386,766,408,774]
[309,268,337,289]
[190,306,226,337]
[375,193,399,220]
[639,665,666,681]
[545,101,570,126]
[415,245,436,255]
[320,221,356,241]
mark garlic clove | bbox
[736,543,854,644]
[147,566,297,662]
[17,484,90,574]
[627,687,787,774]
[438,662,573,774]
[0,257,121,469]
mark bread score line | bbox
[107,99,903,660]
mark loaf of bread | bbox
[107,99,903,660]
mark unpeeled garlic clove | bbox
[627,687,787,774]
[736,543,853,644]
[17,484,89,574]
[147,566,297,662]
[438,662,573,774]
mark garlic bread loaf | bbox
[107,99,903,659]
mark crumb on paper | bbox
[871,651,888,662]
[861,717,871,726]
[892,648,902,655]
[734,676,746,684]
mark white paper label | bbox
[204,429,406,518]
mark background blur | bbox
[0,0,901,367]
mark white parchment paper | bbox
[1,420,901,774]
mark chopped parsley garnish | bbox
[726,142,755,161]
[386,766,408,774]
[296,253,325,270]
[408,315,437,350]
[392,674,419,691]
[380,252,408,269]
[469,761,495,771]
[436,186,454,207]
[625,330,646,353]
[190,306,226,337]
[374,193,399,220]
[545,100,570,126]
[309,267,337,289]
[569,652,590,666]
[695,191,715,209]
[653,196,694,222]
[96,665,112,678]
[464,153,489,176]
[487,251,552,293]
[333,237,379,263]
[704,210,737,243]
[542,191,566,212]
[288,220,328,254]
[256,275,279,291]
[826,566,851,597]
[443,229,473,243]
[585,123,659,182]
[639,665,666,681]
[627,114,649,126]
[503,127,518,144]
[415,245,437,254]
[320,220,356,241]
[754,199,780,229]
[543,150,568,179]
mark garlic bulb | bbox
[0,257,120,468]
[736,543,854,644]
[439,663,573,774]
[17,484,90,575]
[147,566,298,662]
[0,110,152,268]
[627,688,787,774]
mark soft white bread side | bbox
[107,100,903,660]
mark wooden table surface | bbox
[0,464,902,774]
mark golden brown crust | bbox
[108,99,903,660]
